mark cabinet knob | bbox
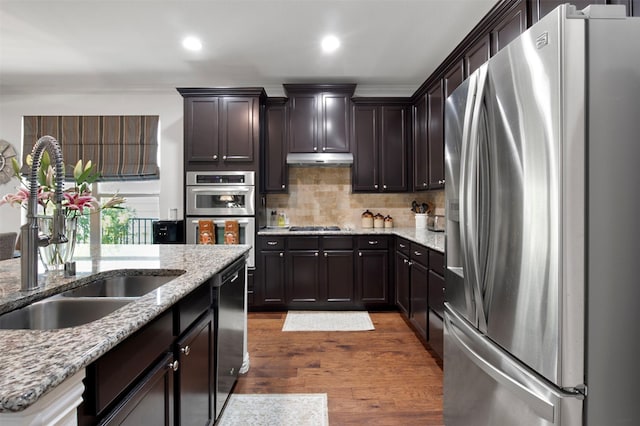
[281,184,286,189]
[315,252,319,257]
[230,368,235,376]
[181,345,191,356]
[322,147,326,152]
[383,184,387,189]
[324,252,328,257]
[403,258,408,264]
[423,182,427,187]
[358,252,362,257]
[279,252,284,257]
[223,155,227,160]
[313,146,318,152]
[408,261,413,266]
[368,240,378,245]
[414,250,423,256]
[374,184,378,189]
[399,243,406,248]
[213,155,218,160]
[267,241,278,246]
[168,360,179,372]
[439,179,446,185]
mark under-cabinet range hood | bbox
[286,152,353,166]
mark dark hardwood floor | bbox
[234,311,444,425]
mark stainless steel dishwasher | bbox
[213,257,246,420]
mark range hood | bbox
[286,152,353,166]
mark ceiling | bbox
[0,0,498,97]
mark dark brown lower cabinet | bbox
[395,250,411,316]
[176,312,213,426]
[287,250,321,305]
[325,250,355,304]
[356,250,389,306]
[409,260,429,340]
[100,352,175,426]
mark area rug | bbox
[282,310,375,331]
[217,393,329,426]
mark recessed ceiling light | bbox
[182,36,202,51]
[321,35,340,53]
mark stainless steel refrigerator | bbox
[443,4,640,425]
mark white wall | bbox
[0,90,184,234]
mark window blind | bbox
[22,115,160,181]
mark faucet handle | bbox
[50,210,68,244]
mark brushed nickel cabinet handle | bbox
[181,346,191,356]
[168,361,179,372]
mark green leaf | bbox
[11,158,21,177]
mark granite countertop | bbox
[0,243,250,413]
[258,227,445,253]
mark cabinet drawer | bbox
[356,236,389,250]
[410,243,429,267]
[259,236,285,250]
[429,250,445,276]
[428,270,445,318]
[175,282,211,336]
[395,238,410,255]
[89,308,174,415]
[288,236,320,250]
[323,236,353,250]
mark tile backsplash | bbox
[267,167,444,228]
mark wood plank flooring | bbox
[234,312,444,425]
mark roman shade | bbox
[22,115,160,181]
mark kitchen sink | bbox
[59,273,184,298]
[0,271,185,330]
[0,297,132,330]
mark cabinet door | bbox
[608,0,637,16]
[465,34,490,77]
[491,0,527,55]
[428,310,444,359]
[395,251,411,317]
[356,250,389,305]
[428,270,445,318]
[444,59,465,100]
[380,105,408,192]
[264,100,288,192]
[413,94,429,191]
[352,105,378,191]
[324,250,355,304]
[427,80,444,189]
[185,97,219,163]
[260,251,286,305]
[320,92,351,152]
[287,250,321,304]
[288,94,318,153]
[176,313,213,426]
[101,353,175,426]
[220,97,257,162]
[410,261,429,341]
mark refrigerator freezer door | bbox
[444,305,582,426]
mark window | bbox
[76,180,160,245]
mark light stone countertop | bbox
[0,243,250,413]
[258,227,445,253]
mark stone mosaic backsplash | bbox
[267,167,445,228]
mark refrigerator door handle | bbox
[447,311,555,422]
[466,64,489,332]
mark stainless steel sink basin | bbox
[0,297,132,330]
[59,273,183,298]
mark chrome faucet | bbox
[20,135,68,291]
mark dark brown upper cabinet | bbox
[444,59,465,101]
[427,80,445,189]
[465,34,491,77]
[352,99,409,193]
[491,0,528,55]
[413,93,429,191]
[263,97,288,193]
[284,84,356,154]
[178,88,266,171]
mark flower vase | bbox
[38,216,78,271]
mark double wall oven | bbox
[186,171,256,267]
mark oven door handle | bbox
[189,219,252,225]
[189,187,252,193]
